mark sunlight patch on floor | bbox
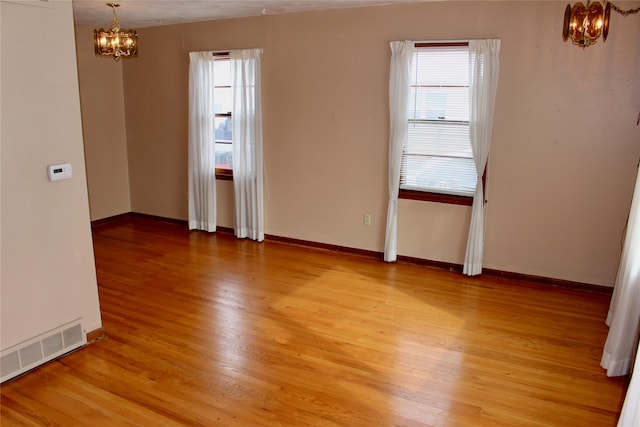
[264,265,468,422]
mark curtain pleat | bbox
[231,49,264,242]
[601,165,640,377]
[463,39,500,276]
[188,52,217,232]
[384,41,414,262]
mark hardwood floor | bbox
[0,215,629,426]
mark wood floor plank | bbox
[0,215,629,426]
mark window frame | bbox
[213,52,233,180]
[398,41,477,206]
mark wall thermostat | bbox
[47,163,72,182]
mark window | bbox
[213,53,233,179]
[400,42,477,205]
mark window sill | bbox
[399,189,472,206]
[215,168,233,181]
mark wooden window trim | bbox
[399,189,473,206]
[415,41,469,48]
[215,168,233,181]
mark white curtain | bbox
[463,39,501,276]
[618,341,640,426]
[231,48,264,241]
[601,164,640,377]
[384,41,414,262]
[188,52,217,232]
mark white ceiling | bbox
[72,0,432,29]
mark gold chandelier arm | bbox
[608,1,640,15]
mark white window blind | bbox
[401,44,476,197]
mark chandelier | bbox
[94,3,138,60]
[562,1,640,47]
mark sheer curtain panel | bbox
[188,52,217,232]
[463,39,501,276]
[231,48,264,241]
[384,41,414,262]
[618,340,640,426]
[601,164,640,377]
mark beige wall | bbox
[118,1,640,286]
[75,26,131,221]
[1,0,102,348]
[216,179,235,228]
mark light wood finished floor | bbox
[1,216,629,426]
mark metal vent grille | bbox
[1,319,85,383]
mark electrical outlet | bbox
[364,214,371,226]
